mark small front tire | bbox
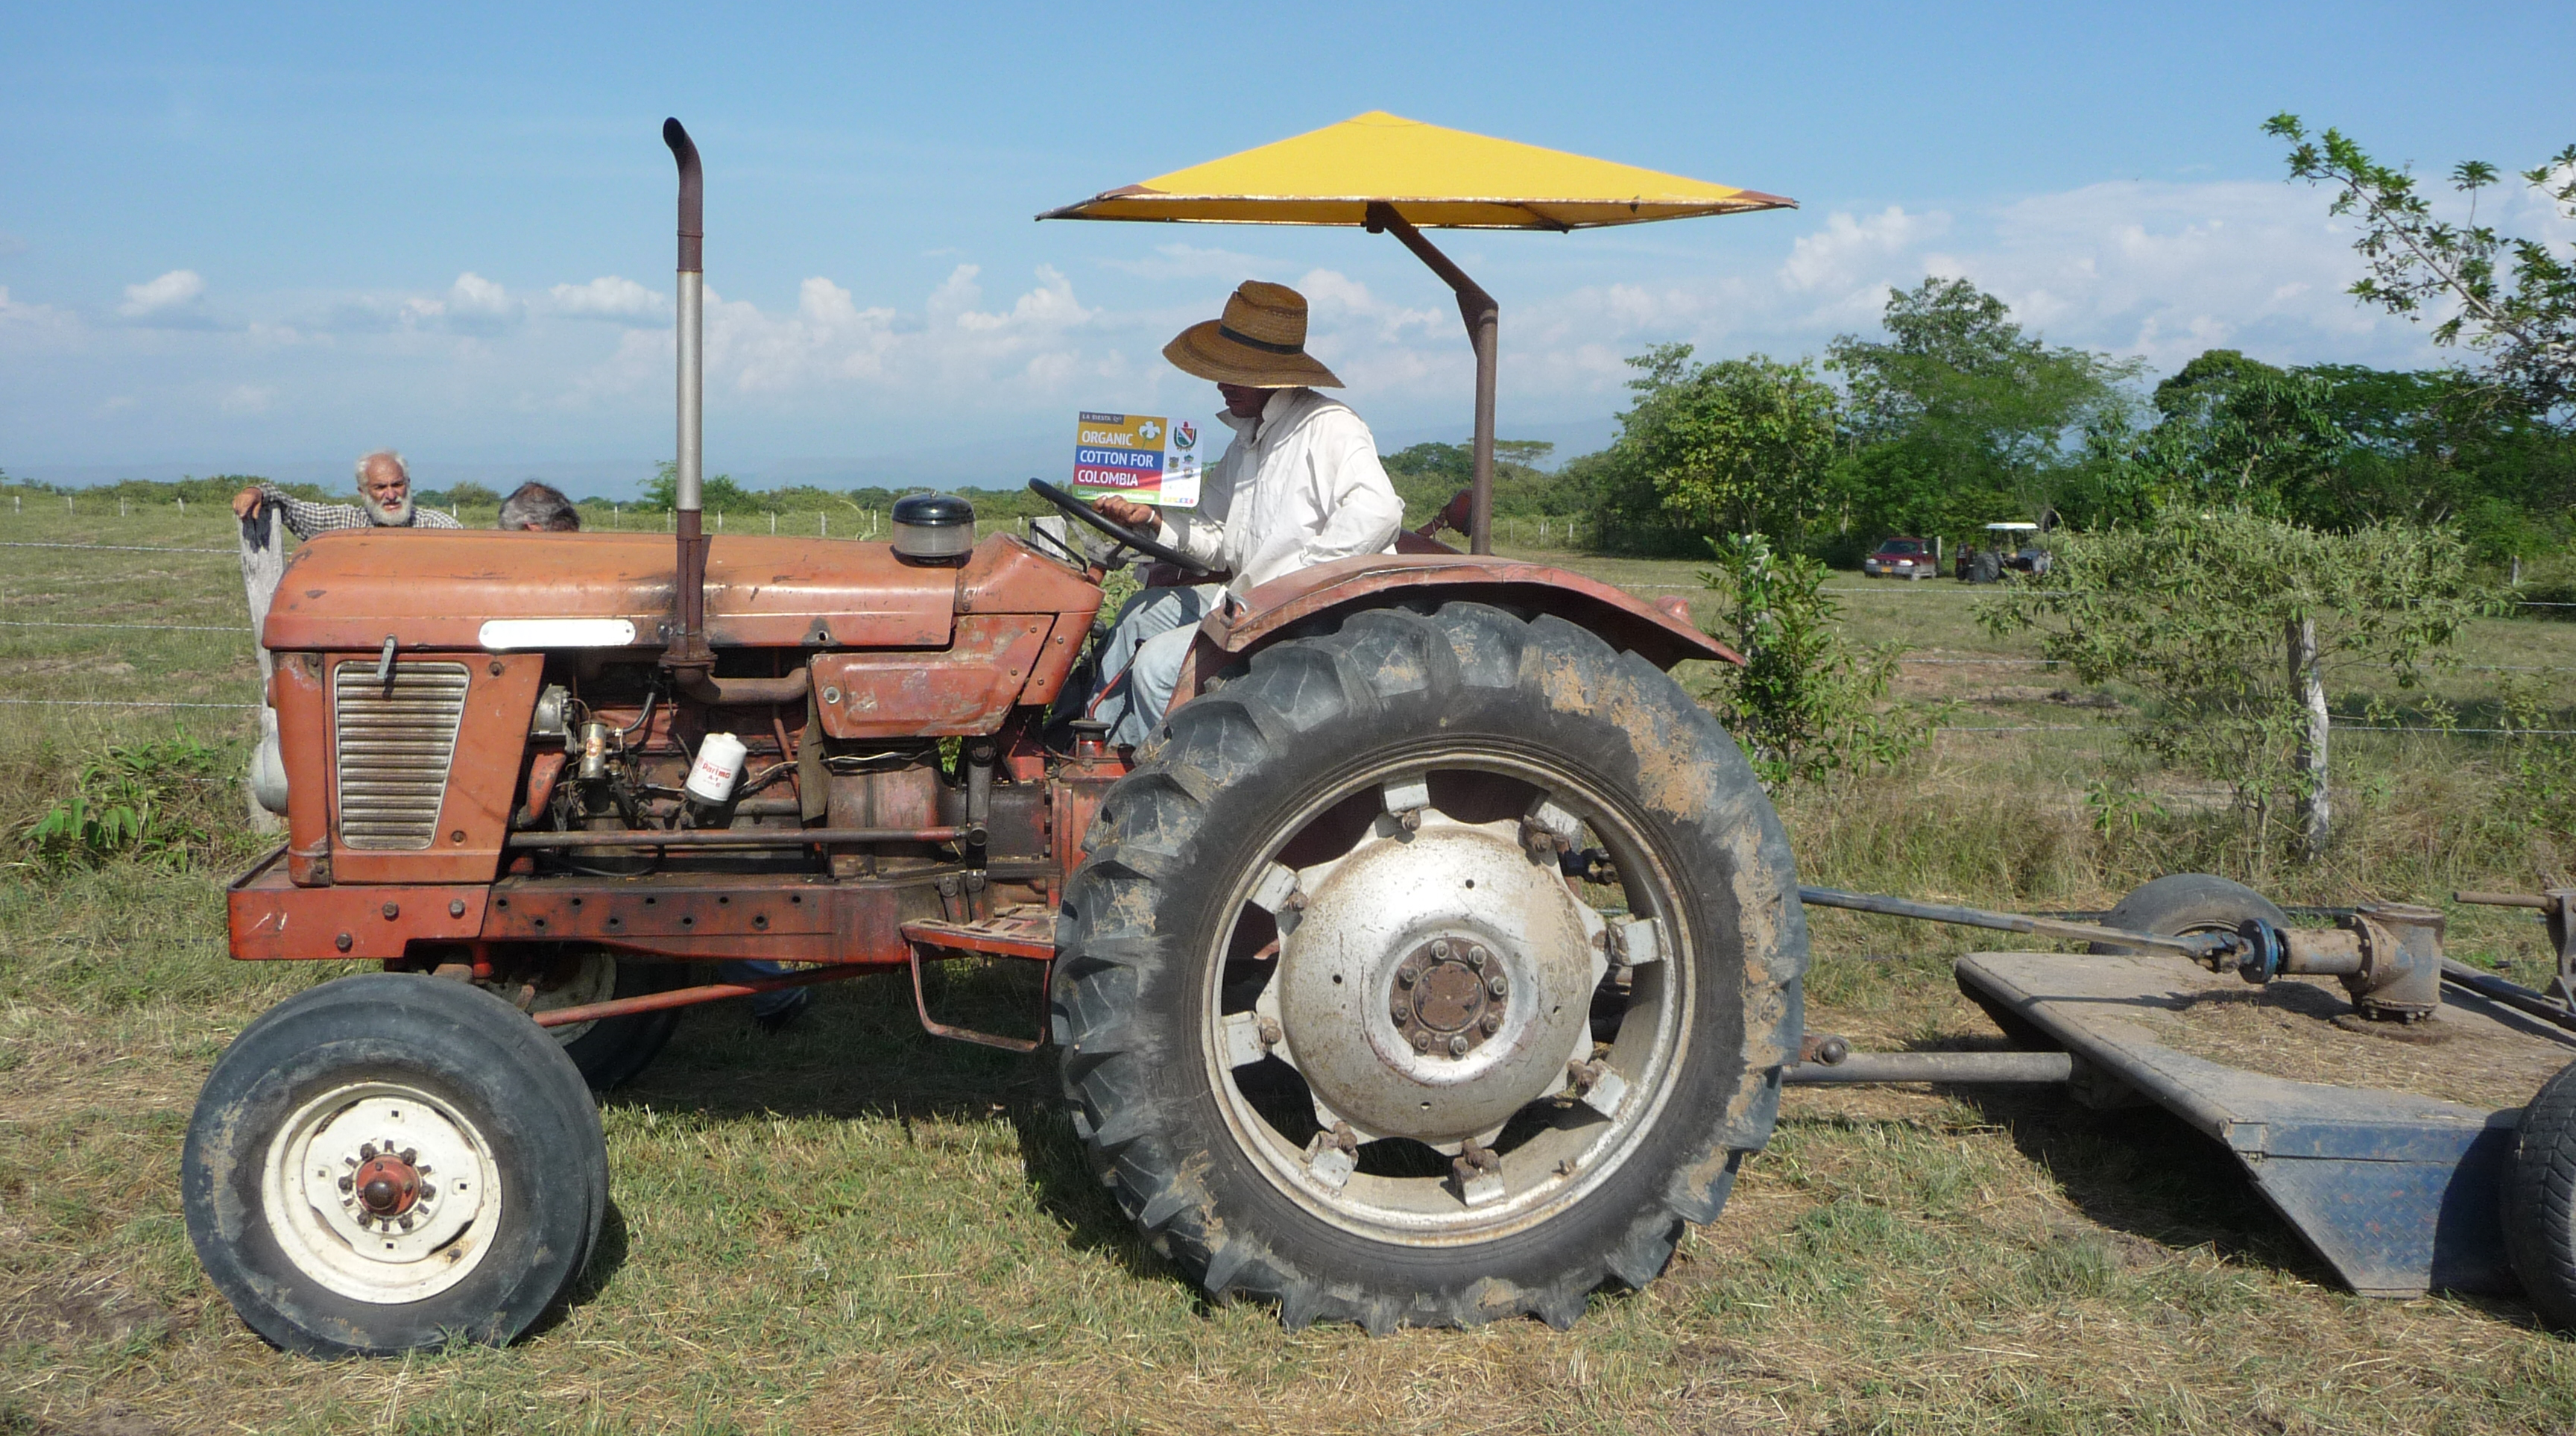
[183,973,607,1356]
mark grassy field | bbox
[6,503,2576,1434]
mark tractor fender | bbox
[1193,552,1741,674]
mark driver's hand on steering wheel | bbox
[1093,496,1160,532]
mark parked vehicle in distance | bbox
[1957,522,2051,583]
[1863,536,1937,580]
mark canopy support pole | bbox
[1367,203,1496,555]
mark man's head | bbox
[498,481,581,532]
[354,450,412,526]
[1164,282,1340,401]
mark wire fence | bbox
[0,533,2569,727]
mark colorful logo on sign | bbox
[1072,410,1203,508]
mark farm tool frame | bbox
[1789,880,2576,1314]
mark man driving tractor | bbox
[1085,280,1403,746]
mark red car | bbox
[1863,536,1936,580]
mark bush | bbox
[1979,508,2490,857]
[1699,533,1932,788]
[23,734,235,870]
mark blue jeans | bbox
[1088,584,1222,747]
[718,960,809,1020]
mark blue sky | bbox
[4,1,2572,494]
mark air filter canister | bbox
[891,493,976,561]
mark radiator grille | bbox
[333,661,470,850]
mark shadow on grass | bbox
[593,965,1184,1293]
[1960,1082,2337,1285]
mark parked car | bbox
[1863,536,1938,580]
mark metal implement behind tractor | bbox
[1791,879,2576,1322]
[181,121,1805,1353]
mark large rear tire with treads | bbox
[1052,602,1805,1330]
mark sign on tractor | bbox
[1071,409,1201,507]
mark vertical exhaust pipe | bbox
[661,118,714,680]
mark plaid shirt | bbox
[257,484,460,538]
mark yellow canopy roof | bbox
[1040,110,1793,231]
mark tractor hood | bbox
[260,529,1082,652]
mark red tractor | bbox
[183,122,1808,1352]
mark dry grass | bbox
[4,511,2576,1433]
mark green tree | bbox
[1381,440,1588,531]
[1980,509,2487,860]
[1828,277,2143,541]
[643,462,757,514]
[1589,345,1840,552]
[2268,114,2576,412]
[1698,533,1925,787]
[421,480,500,510]
[2124,351,2349,517]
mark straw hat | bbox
[1163,281,1342,388]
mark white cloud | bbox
[548,275,666,323]
[219,384,275,415]
[1468,178,2453,422]
[1780,206,1951,292]
[401,272,522,333]
[587,264,1116,404]
[1099,242,1272,281]
[119,268,207,319]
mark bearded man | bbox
[230,450,461,536]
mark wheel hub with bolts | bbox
[347,1145,429,1225]
[1391,938,1506,1058]
[1267,795,1603,1145]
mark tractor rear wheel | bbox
[183,972,607,1355]
[1052,602,1806,1330]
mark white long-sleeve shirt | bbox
[1154,387,1402,591]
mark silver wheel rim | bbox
[1200,752,1693,1243]
[258,1081,502,1304]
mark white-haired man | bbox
[1085,280,1402,748]
[230,450,461,536]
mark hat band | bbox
[1216,324,1304,356]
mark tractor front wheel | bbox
[1052,602,1806,1330]
[183,973,607,1355]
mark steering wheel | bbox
[1027,479,1213,577]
